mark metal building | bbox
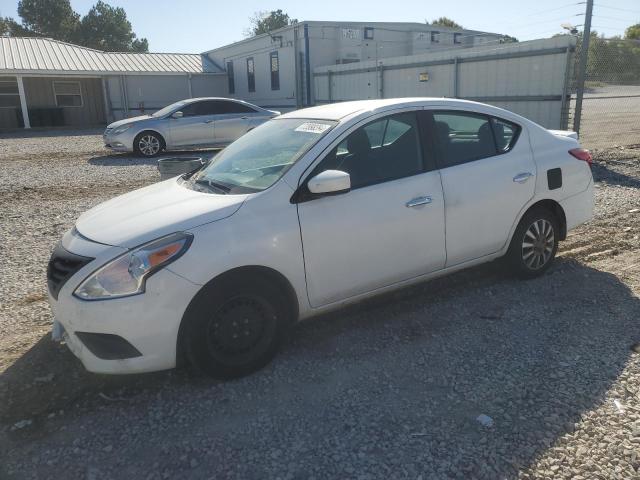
[203,21,504,110]
[0,37,226,130]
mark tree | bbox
[1,0,148,52]
[246,9,297,37]
[17,0,80,41]
[430,17,463,29]
[500,35,519,43]
[79,1,148,52]
[625,23,640,40]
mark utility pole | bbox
[573,0,593,135]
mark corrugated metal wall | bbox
[314,37,576,129]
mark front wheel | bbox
[134,132,164,157]
[506,208,559,279]
[184,275,291,379]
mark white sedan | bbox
[48,98,594,378]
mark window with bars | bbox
[246,57,255,93]
[0,79,21,108]
[227,61,235,94]
[54,81,83,107]
[270,51,280,91]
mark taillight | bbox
[569,148,592,166]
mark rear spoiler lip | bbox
[548,129,579,140]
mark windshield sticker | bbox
[294,122,332,134]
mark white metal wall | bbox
[314,37,576,129]
[104,73,227,121]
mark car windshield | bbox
[152,101,187,118]
[187,118,337,194]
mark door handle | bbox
[241,116,249,120]
[513,172,534,183]
[406,196,432,208]
[203,119,214,124]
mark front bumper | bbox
[103,130,134,152]
[48,230,201,374]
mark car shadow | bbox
[88,150,220,167]
[1,258,638,478]
[592,161,640,189]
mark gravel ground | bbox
[0,131,639,479]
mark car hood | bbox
[75,178,248,248]
[107,115,152,129]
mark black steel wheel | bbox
[184,273,292,379]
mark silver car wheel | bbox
[521,219,555,270]
[138,135,161,156]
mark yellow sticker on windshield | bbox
[294,122,331,134]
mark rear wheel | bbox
[507,207,559,279]
[184,275,291,379]
[134,131,164,157]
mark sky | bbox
[0,0,639,53]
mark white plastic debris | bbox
[614,399,625,413]
[476,414,494,427]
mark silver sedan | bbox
[103,98,280,157]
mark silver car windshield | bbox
[188,118,337,194]
[152,101,187,118]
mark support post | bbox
[293,25,301,109]
[560,46,572,129]
[328,70,332,103]
[187,73,193,98]
[16,75,30,129]
[573,0,593,135]
[101,77,113,124]
[453,57,459,98]
[378,63,384,99]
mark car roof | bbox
[183,97,259,107]
[278,98,513,121]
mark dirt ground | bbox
[1,131,639,479]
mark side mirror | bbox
[171,111,183,119]
[307,170,351,195]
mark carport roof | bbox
[0,37,223,75]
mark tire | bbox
[184,274,292,379]
[134,131,164,157]
[506,207,560,279]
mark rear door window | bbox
[491,117,520,152]
[432,112,497,168]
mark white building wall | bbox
[203,21,503,109]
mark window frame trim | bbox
[53,80,83,108]
[428,109,522,170]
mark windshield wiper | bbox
[194,178,231,194]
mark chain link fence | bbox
[570,37,640,150]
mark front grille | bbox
[47,243,94,300]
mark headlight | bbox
[74,232,193,300]
[112,124,133,135]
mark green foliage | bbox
[500,35,519,43]
[17,0,79,41]
[578,31,640,84]
[430,17,463,29]
[247,9,297,37]
[2,0,148,52]
[625,24,640,40]
[79,1,148,52]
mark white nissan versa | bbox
[48,98,594,378]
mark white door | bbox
[432,111,536,266]
[168,100,216,147]
[297,111,446,307]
